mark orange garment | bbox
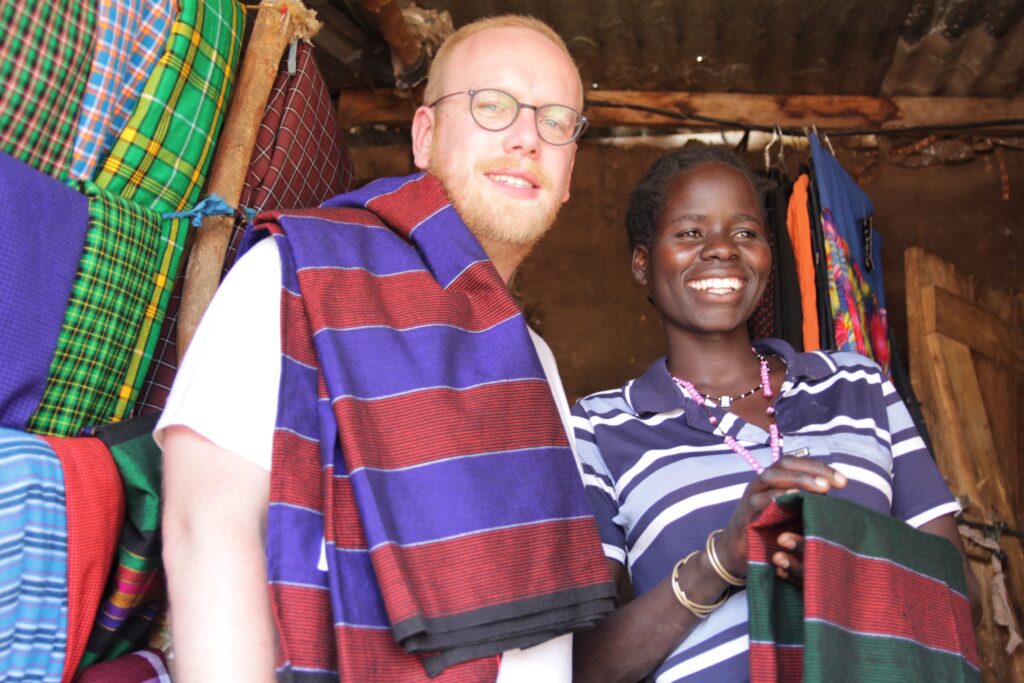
[786,175,820,352]
[43,436,124,683]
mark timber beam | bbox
[337,89,1024,132]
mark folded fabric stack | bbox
[1,0,245,436]
[0,0,247,678]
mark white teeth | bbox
[489,174,532,189]
[688,278,744,292]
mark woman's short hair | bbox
[626,144,771,250]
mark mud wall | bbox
[349,140,1023,402]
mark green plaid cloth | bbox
[0,0,96,182]
[93,0,244,213]
[28,183,187,436]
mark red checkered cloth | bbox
[0,0,96,182]
[42,436,124,683]
[134,42,353,415]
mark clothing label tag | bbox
[318,537,329,571]
[785,447,810,458]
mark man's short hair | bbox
[423,15,583,109]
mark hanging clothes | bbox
[78,414,164,670]
[786,174,820,352]
[748,171,780,340]
[133,42,355,415]
[70,0,177,180]
[809,134,891,373]
[93,0,245,213]
[0,429,71,682]
[0,153,90,431]
[767,171,803,351]
[806,166,835,351]
[28,184,188,436]
[0,0,96,182]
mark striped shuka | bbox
[79,414,165,670]
[0,429,70,682]
[253,172,615,681]
[747,492,980,683]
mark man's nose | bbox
[502,106,541,157]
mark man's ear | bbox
[631,245,649,286]
[561,152,576,203]
[411,105,435,170]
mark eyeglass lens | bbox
[469,89,582,145]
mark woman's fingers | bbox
[761,456,847,492]
[773,533,804,584]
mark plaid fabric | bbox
[70,0,176,181]
[93,0,245,213]
[28,183,187,436]
[77,648,170,683]
[134,42,353,415]
[0,0,95,181]
[79,415,165,670]
[0,429,69,682]
[0,152,89,431]
[261,173,614,681]
[42,434,123,682]
[747,492,980,683]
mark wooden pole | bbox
[357,0,425,86]
[177,1,320,360]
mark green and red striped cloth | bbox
[747,492,979,682]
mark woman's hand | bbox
[714,456,847,581]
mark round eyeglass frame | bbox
[427,88,589,146]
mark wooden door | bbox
[906,247,1024,682]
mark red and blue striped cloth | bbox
[253,172,614,681]
[747,492,979,682]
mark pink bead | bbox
[672,353,782,475]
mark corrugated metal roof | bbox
[306,0,1024,99]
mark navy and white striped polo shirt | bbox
[571,338,959,682]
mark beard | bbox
[429,151,563,247]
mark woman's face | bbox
[633,163,771,338]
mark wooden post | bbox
[176,0,321,360]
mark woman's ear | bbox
[632,245,649,286]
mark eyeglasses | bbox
[427,89,588,146]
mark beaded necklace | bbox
[671,350,782,474]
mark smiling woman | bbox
[569,145,977,683]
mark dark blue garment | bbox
[809,133,885,308]
[0,152,89,429]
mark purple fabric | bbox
[0,152,89,430]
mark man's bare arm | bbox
[162,425,276,682]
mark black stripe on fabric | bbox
[94,412,161,447]
[276,668,340,683]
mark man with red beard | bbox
[157,14,613,683]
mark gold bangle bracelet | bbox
[671,551,728,618]
[706,529,746,587]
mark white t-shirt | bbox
[156,237,574,682]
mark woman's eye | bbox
[677,229,702,239]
